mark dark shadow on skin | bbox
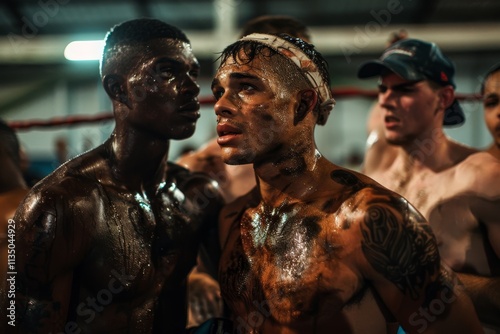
[427,192,500,276]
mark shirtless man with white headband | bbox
[212,33,482,333]
[178,15,312,204]
[358,38,500,332]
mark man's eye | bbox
[241,84,255,92]
[158,68,174,77]
[213,89,224,100]
[484,98,499,108]
[190,70,199,78]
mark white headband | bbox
[239,33,336,114]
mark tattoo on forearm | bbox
[360,197,439,300]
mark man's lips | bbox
[179,101,200,121]
[217,123,242,145]
[385,115,400,127]
[217,123,242,137]
[179,101,200,112]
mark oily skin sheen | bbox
[212,51,307,168]
[213,52,482,333]
[11,38,223,333]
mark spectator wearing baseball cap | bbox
[359,38,500,332]
[358,38,465,126]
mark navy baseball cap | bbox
[357,38,465,127]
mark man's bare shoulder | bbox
[332,168,428,229]
[455,151,500,195]
[18,148,112,216]
[459,150,500,169]
[337,172,440,291]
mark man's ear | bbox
[438,85,455,111]
[294,89,318,125]
[103,74,129,106]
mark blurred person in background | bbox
[359,38,500,332]
[0,119,29,332]
[481,63,500,160]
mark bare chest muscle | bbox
[219,203,362,329]
[81,187,202,298]
[372,168,492,273]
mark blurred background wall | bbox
[1,0,499,179]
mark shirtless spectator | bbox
[0,120,29,333]
[358,38,500,332]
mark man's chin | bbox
[385,134,408,146]
[224,156,252,165]
[222,151,253,165]
[386,138,403,146]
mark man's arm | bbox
[11,188,86,333]
[182,171,226,328]
[188,171,225,278]
[457,273,500,326]
[464,155,500,326]
[359,188,483,333]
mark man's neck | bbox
[397,130,463,173]
[107,129,170,193]
[254,148,326,204]
[487,143,500,160]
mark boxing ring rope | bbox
[7,88,482,130]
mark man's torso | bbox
[367,154,498,276]
[17,151,215,333]
[219,179,395,334]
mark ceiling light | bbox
[64,40,104,61]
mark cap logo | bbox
[381,48,414,60]
[440,71,448,82]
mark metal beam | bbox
[0,23,499,64]
[2,0,25,33]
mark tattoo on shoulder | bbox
[330,170,362,189]
[360,193,439,299]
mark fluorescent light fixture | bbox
[64,40,105,61]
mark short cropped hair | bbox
[0,119,21,166]
[240,15,311,43]
[100,18,190,77]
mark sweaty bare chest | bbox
[219,203,361,327]
[374,168,447,216]
[81,189,202,298]
[375,169,486,272]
